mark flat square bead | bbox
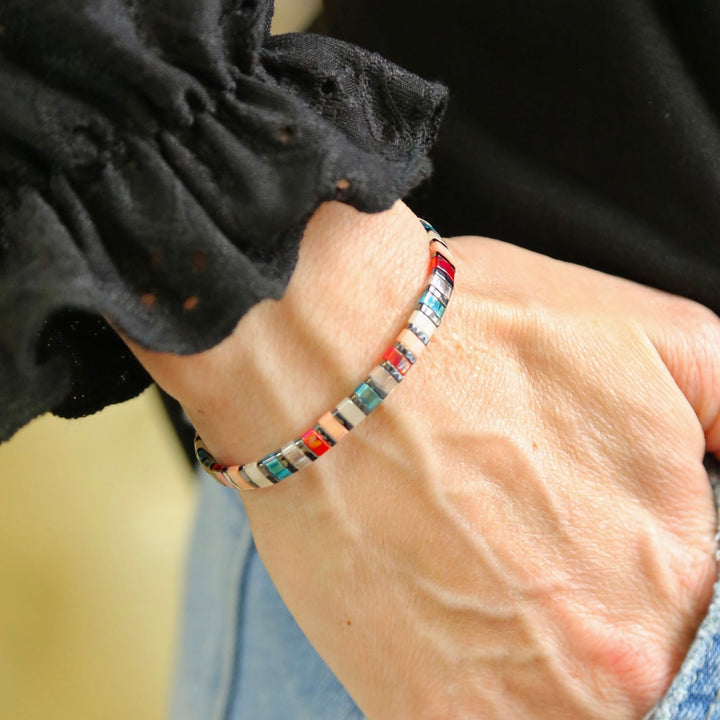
[383,345,412,375]
[419,290,446,320]
[369,364,400,396]
[302,427,333,457]
[353,382,383,413]
[262,453,293,481]
[419,303,442,326]
[318,411,349,442]
[397,328,427,358]
[238,468,261,489]
[335,397,368,428]
[241,462,276,488]
[430,272,453,302]
[225,467,251,490]
[409,309,438,339]
[431,254,456,282]
[280,440,313,469]
[407,328,430,348]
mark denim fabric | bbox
[648,467,720,720]
[171,467,720,720]
[170,471,364,720]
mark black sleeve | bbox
[325,0,720,315]
[0,0,447,441]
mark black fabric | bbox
[4,0,720,444]
[325,0,720,315]
[0,0,447,441]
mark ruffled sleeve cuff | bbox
[0,0,447,440]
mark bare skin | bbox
[124,200,720,719]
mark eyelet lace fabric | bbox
[0,0,447,441]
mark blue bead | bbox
[419,290,446,319]
[262,453,293,481]
[353,382,383,413]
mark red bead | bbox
[430,253,455,282]
[382,346,412,376]
[302,428,333,457]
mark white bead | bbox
[281,441,313,470]
[241,462,276,488]
[430,271,453,302]
[408,309,437,340]
[335,397,367,428]
[369,365,400,396]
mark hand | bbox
[124,201,720,720]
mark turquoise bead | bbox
[419,290,446,319]
[353,382,383,413]
[262,453,293,480]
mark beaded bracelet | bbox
[195,219,455,490]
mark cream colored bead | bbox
[241,462,276,488]
[280,441,313,470]
[368,365,400,396]
[335,397,368,428]
[318,411,349,442]
[397,328,428,358]
[408,309,437,339]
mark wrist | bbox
[133,200,433,467]
[277,199,431,388]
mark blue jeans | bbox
[170,467,720,720]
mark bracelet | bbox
[194,219,455,490]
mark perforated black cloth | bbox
[0,0,447,441]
